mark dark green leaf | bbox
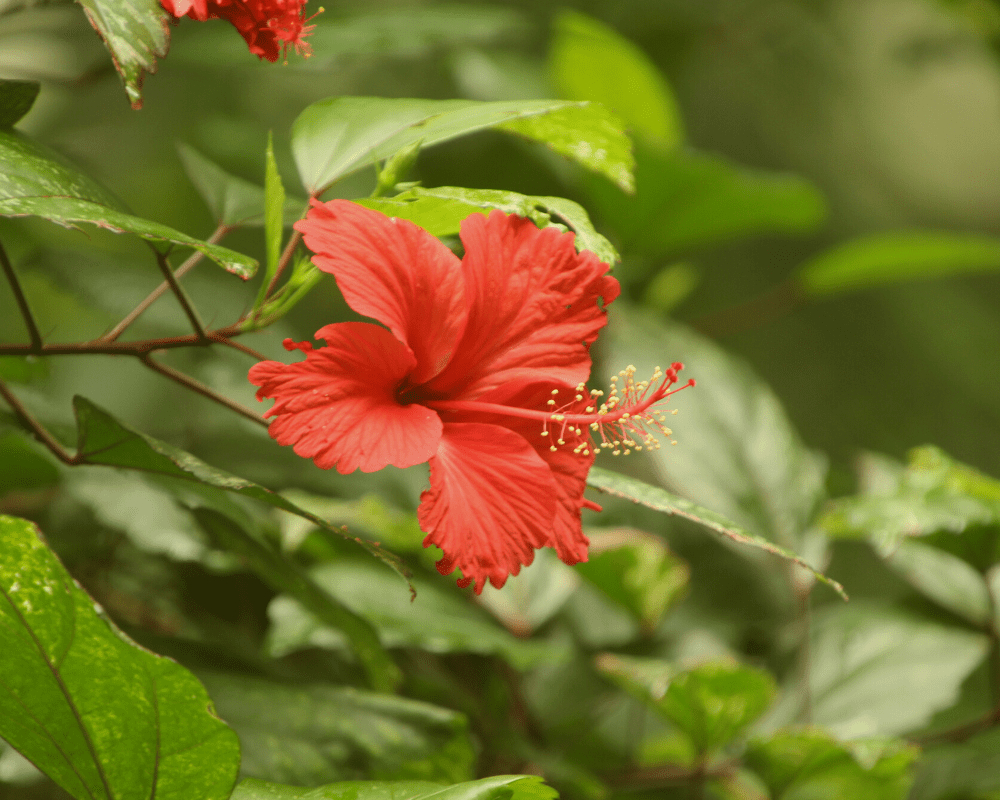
[0,432,60,492]
[498,104,636,193]
[0,514,240,800]
[596,655,776,753]
[291,96,625,194]
[586,467,846,598]
[821,446,1000,552]
[798,232,1000,297]
[745,729,917,800]
[199,671,474,785]
[267,558,563,670]
[0,130,256,276]
[574,528,689,631]
[809,604,989,737]
[550,10,682,147]
[910,728,1000,800]
[584,144,826,259]
[231,774,559,800]
[75,0,169,109]
[360,186,618,264]
[177,143,306,228]
[604,310,829,550]
[66,396,403,690]
[0,79,40,128]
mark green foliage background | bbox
[3,0,1000,799]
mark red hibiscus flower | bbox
[161,0,315,62]
[249,200,692,593]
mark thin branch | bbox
[152,248,208,341]
[0,380,79,465]
[139,354,268,428]
[0,238,43,349]
[102,226,228,342]
[216,337,268,362]
[262,229,303,304]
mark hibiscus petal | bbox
[418,422,558,594]
[249,321,442,474]
[294,200,468,384]
[426,211,620,398]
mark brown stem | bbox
[103,226,228,342]
[0,239,43,349]
[139,353,267,428]
[217,337,268,362]
[0,380,79,465]
[153,248,207,341]
[0,329,251,357]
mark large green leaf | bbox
[604,310,829,551]
[586,467,846,598]
[550,10,682,147]
[58,396,402,690]
[821,446,1000,553]
[584,143,826,260]
[0,515,240,800]
[0,79,40,128]
[291,97,632,194]
[198,672,474,786]
[596,655,776,754]
[359,186,619,264]
[267,558,562,670]
[0,130,257,277]
[177,143,308,229]
[75,0,169,109]
[809,604,989,738]
[797,231,1000,298]
[231,774,559,800]
[745,730,917,800]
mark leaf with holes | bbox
[0,514,240,800]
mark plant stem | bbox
[0,380,79,465]
[0,238,43,349]
[139,354,267,427]
[153,248,208,341]
[102,226,228,342]
[261,229,303,304]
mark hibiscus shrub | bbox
[2,3,1000,800]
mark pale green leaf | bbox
[231,774,558,800]
[798,232,1000,297]
[885,539,991,625]
[550,10,682,147]
[0,515,240,800]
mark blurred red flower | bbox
[161,0,314,62]
[249,200,690,592]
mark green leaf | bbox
[0,355,48,384]
[0,432,60,492]
[255,132,287,307]
[267,558,563,670]
[373,139,423,197]
[194,509,401,692]
[884,539,991,626]
[0,79,40,128]
[291,96,629,194]
[75,0,169,109]
[64,396,403,690]
[596,655,776,753]
[809,604,989,737]
[745,730,918,800]
[798,231,1000,297]
[574,528,689,632]
[604,310,829,550]
[231,774,558,800]
[198,672,474,786]
[584,144,826,259]
[0,514,241,800]
[177,143,306,228]
[497,104,636,193]
[909,727,1000,800]
[0,131,258,277]
[550,10,683,147]
[586,467,846,599]
[359,186,619,264]
[821,446,1000,552]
